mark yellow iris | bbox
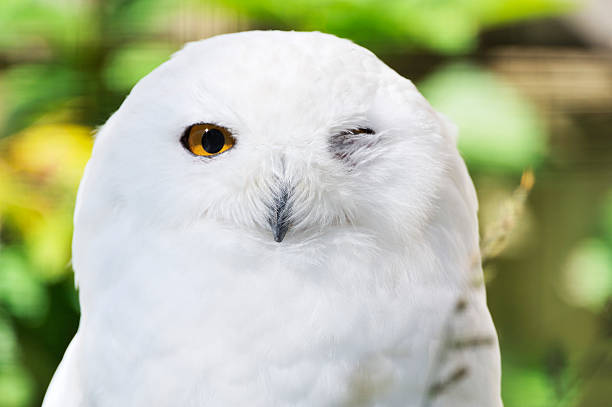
[185,124,235,157]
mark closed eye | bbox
[329,127,377,162]
[335,128,375,138]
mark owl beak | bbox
[272,220,289,243]
[268,184,292,243]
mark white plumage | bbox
[43,31,502,406]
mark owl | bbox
[43,31,502,406]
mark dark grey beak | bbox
[268,184,292,243]
[272,220,289,243]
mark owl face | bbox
[87,31,452,246]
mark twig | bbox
[481,169,534,267]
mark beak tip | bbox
[272,224,289,243]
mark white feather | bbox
[44,31,502,406]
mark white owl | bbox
[43,31,502,406]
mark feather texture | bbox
[44,31,502,406]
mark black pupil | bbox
[201,129,225,154]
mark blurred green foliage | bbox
[0,124,90,406]
[1,0,610,406]
[218,0,573,53]
[419,62,547,171]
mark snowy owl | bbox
[43,31,502,406]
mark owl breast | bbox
[76,220,455,406]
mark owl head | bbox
[75,31,473,259]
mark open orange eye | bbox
[182,124,235,157]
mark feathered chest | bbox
[75,224,458,406]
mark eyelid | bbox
[335,128,376,137]
[330,127,376,146]
[329,127,378,163]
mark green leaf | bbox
[419,62,547,172]
[0,364,34,407]
[1,65,81,137]
[0,0,94,50]
[561,239,612,311]
[0,314,18,365]
[213,0,573,53]
[0,248,49,321]
[24,211,74,282]
[601,191,612,245]
[103,42,177,92]
[502,361,559,406]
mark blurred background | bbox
[0,0,611,405]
